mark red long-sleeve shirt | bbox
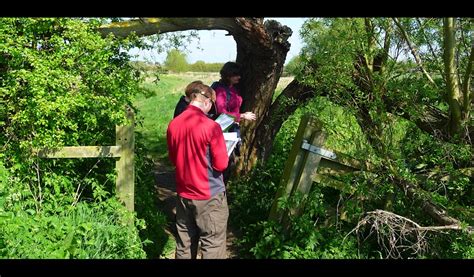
[214,84,243,122]
[167,105,229,200]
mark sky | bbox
[129,18,307,65]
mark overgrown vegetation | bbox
[231,96,473,258]
[0,18,169,258]
[0,17,471,260]
[229,18,473,259]
[283,55,302,77]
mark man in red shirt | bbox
[167,82,229,259]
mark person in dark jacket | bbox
[173,80,200,118]
[173,80,217,118]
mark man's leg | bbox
[175,195,199,259]
[194,191,229,259]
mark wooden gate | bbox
[36,108,135,211]
[268,114,371,226]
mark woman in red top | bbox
[211,62,256,123]
[211,63,255,181]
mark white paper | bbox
[225,138,240,156]
[223,132,240,156]
[223,132,238,141]
[215,113,235,132]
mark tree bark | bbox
[232,19,292,173]
[443,18,463,137]
[99,18,292,175]
[98,18,238,37]
[461,40,473,121]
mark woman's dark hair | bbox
[219,62,241,85]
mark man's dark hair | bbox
[219,62,241,85]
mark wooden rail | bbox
[36,108,135,211]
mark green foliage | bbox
[229,17,472,259]
[0,157,7,188]
[230,97,371,258]
[231,88,472,258]
[0,199,146,258]
[1,17,141,160]
[0,17,141,211]
[164,49,189,73]
[299,18,364,95]
[235,185,360,259]
[283,55,303,76]
[0,18,170,258]
[190,60,206,72]
[400,125,473,208]
[134,136,173,258]
[0,156,8,213]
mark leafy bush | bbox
[230,93,473,258]
[283,55,302,76]
[0,18,169,258]
[134,135,173,258]
[0,199,146,258]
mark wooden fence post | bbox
[116,108,135,212]
[267,114,375,232]
[268,115,323,222]
[286,129,326,218]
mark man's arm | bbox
[209,123,229,172]
[166,126,177,166]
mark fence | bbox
[37,108,135,211]
[268,114,371,227]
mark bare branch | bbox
[345,209,472,259]
[393,18,438,88]
[414,18,445,78]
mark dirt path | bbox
[154,163,238,259]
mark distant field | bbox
[144,72,292,92]
[143,72,220,90]
[276,76,293,91]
